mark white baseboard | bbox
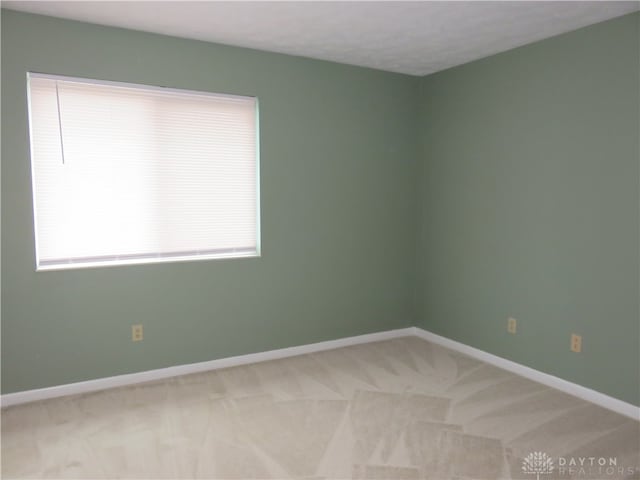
[411,327,640,421]
[3,326,638,421]
[0,327,414,408]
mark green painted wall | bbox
[1,10,421,393]
[2,9,638,407]
[417,13,640,405]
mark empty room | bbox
[1,1,639,479]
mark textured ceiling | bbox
[3,1,639,76]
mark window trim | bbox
[27,72,261,271]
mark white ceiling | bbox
[3,1,639,76]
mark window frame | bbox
[26,72,261,271]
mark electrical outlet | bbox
[132,324,143,342]
[507,317,517,334]
[570,333,582,352]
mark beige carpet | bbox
[2,336,639,479]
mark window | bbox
[27,73,259,271]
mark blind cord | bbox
[55,81,66,165]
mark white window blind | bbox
[27,73,259,270]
